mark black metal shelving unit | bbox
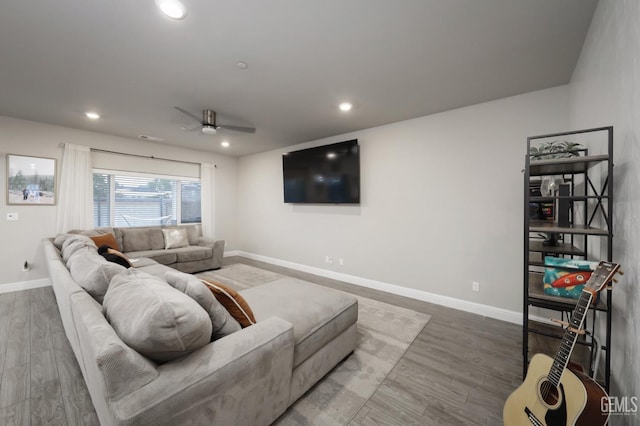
[523,126,614,391]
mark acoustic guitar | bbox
[503,261,621,426]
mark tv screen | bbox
[283,140,360,204]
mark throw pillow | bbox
[103,269,212,363]
[200,279,256,328]
[162,228,189,249]
[165,270,241,340]
[90,233,120,251]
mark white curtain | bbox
[200,163,216,239]
[56,144,93,233]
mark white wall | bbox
[569,0,640,416]
[0,116,238,288]
[236,86,570,313]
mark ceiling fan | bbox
[174,107,256,135]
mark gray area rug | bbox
[198,264,431,425]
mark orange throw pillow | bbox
[200,279,256,328]
[90,234,120,251]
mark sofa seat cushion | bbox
[241,278,358,368]
[103,269,212,363]
[136,262,176,279]
[173,246,213,263]
[126,250,177,265]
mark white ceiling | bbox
[0,0,598,156]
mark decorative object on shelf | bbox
[529,140,584,160]
[542,232,559,246]
[6,154,56,205]
[529,183,555,221]
[543,257,598,299]
[540,175,565,196]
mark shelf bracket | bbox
[550,318,586,335]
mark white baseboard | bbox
[0,278,51,294]
[226,250,524,325]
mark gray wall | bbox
[236,86,570,313]
[0,116,238,287]
[569,0,640,418]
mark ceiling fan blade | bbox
[217,124,256,133]
[183,123,202,132]
[174,106,203,124]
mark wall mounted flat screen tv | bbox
[283,139,360,204]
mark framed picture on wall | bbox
[6,154,57,205]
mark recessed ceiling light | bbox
[221,141,230,148]
[156,0,187,20]
[236,62,248,70]
[85,111,100,120]
[339,102,352,112]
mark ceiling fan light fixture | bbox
[202,125,217,135]
[156,0,187,20]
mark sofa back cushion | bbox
[67,247,126,303]
[165,270,241,341]
[61,234,97,262]
[103,269,212,363]
[119,227,165,252]
[184,224,201,245]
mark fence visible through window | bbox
[93,172,201,227]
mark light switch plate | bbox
[7,213,19,221]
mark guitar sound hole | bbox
[539,380,560,406]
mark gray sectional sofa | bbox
[70,224,224,273]
[43,232,358,425]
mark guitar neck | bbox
[547,290,593,387]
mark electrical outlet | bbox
[339,258,344,266]
[472,281,480,292]
[325,255,334,264]
[327,256,334,264]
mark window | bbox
[93,171,201,227]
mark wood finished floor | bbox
[0,257,522,425]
